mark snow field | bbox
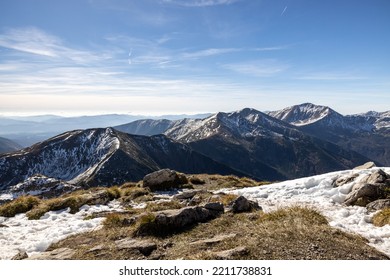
[232,167,390,256]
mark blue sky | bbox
[0,0,389,116]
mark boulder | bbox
[203,202,224,212]
[27,248,75,260]
[229,196,262,213]
[115,238,157,256]
[360,169,389,184]
[143,169,188,191]
[366,199,390,212]
[344,183,384,206]
[136,205,223,236]
[354,162,376,170]
[344,170,390,206]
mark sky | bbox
[0,0,389,116]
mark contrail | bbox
[281,6,287,16]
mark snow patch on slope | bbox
[232,167,390,256]
[0,201,123,259]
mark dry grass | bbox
[48,205,388,260]
[0,196,41,217]
[191,174,269,191]
[372,208,390,227]
[145,200,183,212]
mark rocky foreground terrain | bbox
[1,164,390,260]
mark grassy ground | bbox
[49,206,388,260]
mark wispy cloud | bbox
[0,27,113,64]
[281,6,288,16]
[162,0,240,7]
[223,60,289,77]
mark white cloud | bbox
[0,27,113,64]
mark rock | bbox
[366,199,390,212]
[27,248,75,260]
[0,224,8,228]
[344,184,383,206]
[87,245,105,254]
[143,169,188,191]
[344,170,390,206]
[11,251,28,260]
[174,190,199,200]
[137,206,222,236]
[332,173,359,188]
[115,238,157,256]
[203,202,224,212]
[354,162,376,170]
[190,233,237,246]
[361,169,389,184]
[229,196,262,213]
[214,246,249,260]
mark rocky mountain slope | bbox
[0,128,241,190]
[117,108,372,181]
[268,103,390,165]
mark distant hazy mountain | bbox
[268,103,390,165]
[0,113,211,147]
[0,137,22,154]
[0,128,241,190]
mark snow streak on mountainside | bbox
[0,128,119,189]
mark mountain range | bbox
[0,103,388,192]
[0,128,240,191]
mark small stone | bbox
[214,246,249,260]
[11,251,28,260]
[354,162,376,170]
[27,248,75,260]
[203,202,224,212]
[115,238,157,256]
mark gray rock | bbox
[27,248,75,260]
[344,183,383,206]
[143,169,188,191]
[11,251,28,260]
[190,233,237,246]
[332,173,359,188]
[115,238,157,256]
[214,246,249,260]
[354,162,376,170]
[203,202,224,212]
[174,190,199,200]
[366,199,390,212]
[230,196,262,213]
[344,170,390,206]
[359,169,389,185]
[137,206,222,236]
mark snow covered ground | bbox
[232,167,390,256]
[0,201,123,259]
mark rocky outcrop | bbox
[332,173,359,188]
[344,169,390,206]
[143,169,188,191]
[228,196,262,213]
